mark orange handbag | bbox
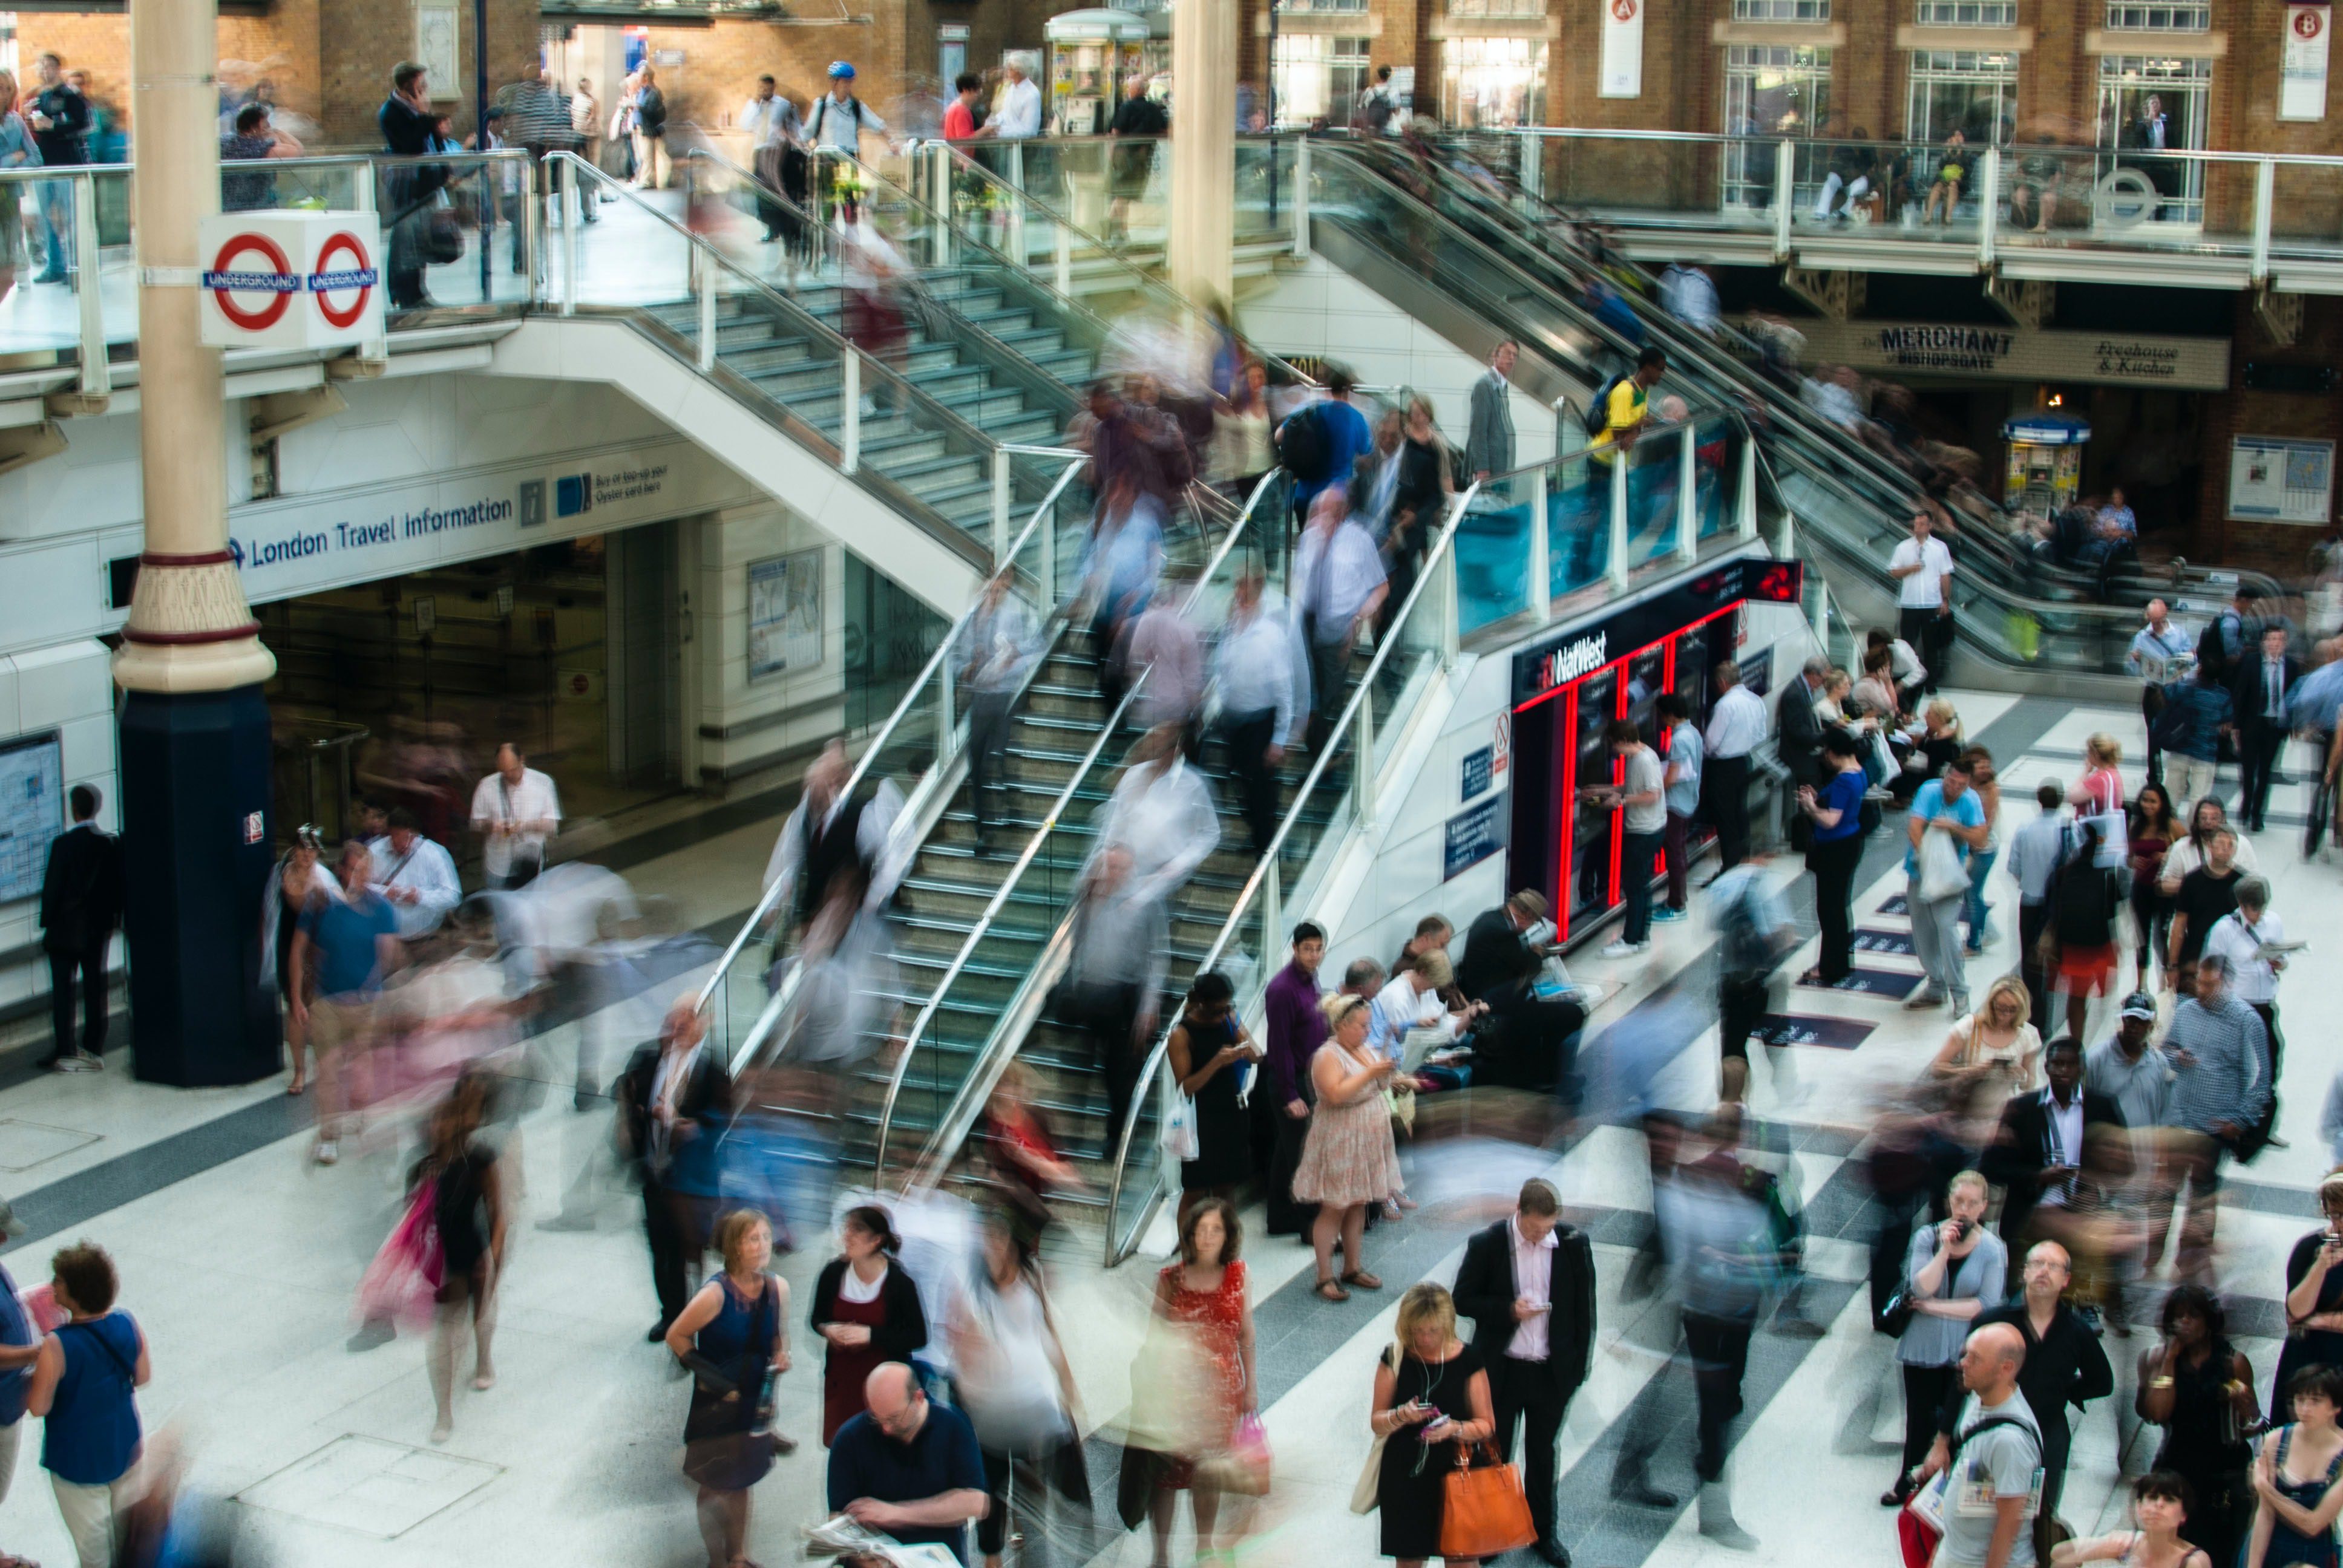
[1437,1443,1539,1560]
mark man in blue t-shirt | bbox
[1904,754,1990,1016]
[0,1200,41,1512]
[289,841,402,1166]
[1284,371,1373,527]
[827,1362,989,1564]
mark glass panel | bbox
[2269,160,2343,255]
[370,152,544,312]
[1695,419,1735,541]
[1627,427,1682,566]
[1440,37,1548,130]
[1724,46,1830,207]
[1547,453,1604,600]
[1455,472,1533,634]
[0,171,99,356]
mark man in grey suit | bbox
[1466,339,1519,483]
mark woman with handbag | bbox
[2136,1284,2259,1568]
[1886,1171,2007,1506]
[955,1209,1084,1568]
[1294,994,1404,1303]
[811,1206,929,1446]
[1148,1197,1260,1568]
[666,1209,793,1568]
[1169,972,1257,1226]
[1927,976,2041,1133]
[1368,1284,1499,1567]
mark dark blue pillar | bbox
[119,684,280,1086]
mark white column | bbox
[1168,0,1237,304]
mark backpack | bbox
[1582,373,1630,439]
[1360,90,1393,133]
[2149,687,2198,755]
[1715,874,1777,977]
[808,94,863,142]
[1276,402,1332,484]
[2051,860,2117,947]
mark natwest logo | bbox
[1538,630,1608,691]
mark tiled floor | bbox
[0,687,2330,1568]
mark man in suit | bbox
[618,998,733,1340]
[1452,1178,1594,1567]
[1777,655,1830,840]
[37,784,123,1073]
[1464,340,1518,484]
[1980,1036,2125,1250]
[2230,625,2301,834]
[1455,891,1585,1096]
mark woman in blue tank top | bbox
[27,1241,148,1568]
[2249,1365,2343,1568]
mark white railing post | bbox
[841,351,862,474]
[1772,139,1795,261]
[695,250,718,373]
[1518,132,1543,202]
[559,156,581,317]
[1007,143,1027,268]
[991,448,1012,565]
[2251,157,2275,284]
[1262,863,1282,982]
[74,174,106,400]
[1041,498,1060,603]
[1552,395,1571,462]
[1439,543,1461,662]
[1676,426,1699,562]
[1054,225,1072,299]
[1607,452,1630,589]
[523,157,542,296]
[1351,681,1376,818]
[1527,468,1552,623]
[1737,439,1759,539]
[931,144,952,268]
[1977,147,2000,270]
[1292,136,1312,259]
[938,658,958,761]
[1810,578,1829,645]
[353,168,390,362]
[1775,510,1795,564]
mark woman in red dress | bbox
[1149,1196,1259,1568]
[808,1205,928,1445]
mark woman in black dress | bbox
[2276,1174,2343,1407]
[1168,972,1257,1225]
[666,1209,793,1568]
[1370,1282,1495,1567]
[2137,1284,2260,1568]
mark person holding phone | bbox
[2273,1173,2343,1409]
[1368,1284,1495,1568]
[1887,1171,2007,1506]
[1168,972,1259,1226]
[1295,995,1403,1302]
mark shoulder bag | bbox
[1438,1441,1539,1560]
[1348,1342,1404,1514]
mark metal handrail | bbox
[1490,125,2343,169]
[693,451,1090,1031]
[868,465,1281,1176]
[0,147,538,185]
[1101,475,1484,1268]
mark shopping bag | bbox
[1160,1096,1199,1162]
[1918,826,1968,904]
[355,1178,445,1331]
[1200,1412,1273,1496]
[1437,1443,1538,1560]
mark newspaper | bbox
[802,1514,963,1567]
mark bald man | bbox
[1930,1240,2111,1533]
[827,1362,988,1566]
[1918,1321,2043,1568]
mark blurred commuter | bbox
[1659,263,1720,336]
[1293,485,1388,751]
[1702,659,1766,872]
[261,831,334,1097]
[1148,1198,1259,1567]
[669,1209,792,1568]
[954,1212,1083,1568]
[292,840,403,1165]
[1453,1179,1592,1565]
[2232,625,2300,835]
[1885,1170,2007,1508]
[620,999,733,1342]
[2131,599,2195,780]
[367,806,460,940]
[2158,799,2259,898]
[2135,1285,2258,1568]
[957,569,1042,848]
[1797,730,1869,986]
[2164,827,2242,995]
[1168,973,1257,1220]
[1385,395,1452,632]
[1296,994,1402,1302]
[813,1206,929,1448]
[974,1062,1083,1240]
[629,67,669,189]
[28,1241,147,1568]
[2153,956,2272,1282]
[1709,855,1795,1105]
[1959,745,2004,957]
[1211,566,1300,858]
[1081,468,1167,713]
[1366,1283,1496,1567]
[2045,817,2125,1044]
[1282,370,1372,527]
[1061,844,1168,1149]
[1208,362,1274,505]
[470,742,560,890]
[1121,589,1205,749]
[762,739,907,936]
[2126,782,2180,987]
[417,1082,504,1443]
[1259,923,1328,1239]
[2161,658,2233,815]
[1092,725,1218,903]
[38,783,122,1074]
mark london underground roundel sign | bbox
[310,230,378,330]
[203,232,300,331]
[198,211,386,349]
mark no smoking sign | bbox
[199,211,384,349]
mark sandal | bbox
[1314,1277,1351,1302]
[1342,1270,1384,1290]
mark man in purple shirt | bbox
[1258,921,1329,1238]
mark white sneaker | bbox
[313,1140,339,1166]
[1601,939,1650,959]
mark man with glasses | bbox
[827,1362,989,1565]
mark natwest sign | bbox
[199,211,384,350]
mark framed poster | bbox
[415,4,460,102]
[0,731,65,904]
[2228,435,2335,525]
[749,550,824,680]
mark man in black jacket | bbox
[38,785,123,1073]
[1981,1036,2126,1249]
[378,61,444,309]
[1930,1240,2112,1528]
[618,999,733,1339]
[1455,891,1585,1096]
[2230,625,2302,834]
[1452,1178,1594,1567]
[1777,656,1829,843]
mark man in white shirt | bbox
[2202,875,2286,1085]
[1366,955,1476,1065]
[955,568,1040,848]
[1211,567,1299,857]
[1293,486,1388,751]
[1701,658,1768,874]
[366,809,462,939]
[1887,510,1955,694]
[1089,724,1219,903]
[570,77,603,220]
[807,61,885,157]
[470,743,562,890]
[2129,599,2196,780]
[992,56,1043,140]
[761,738,908,932]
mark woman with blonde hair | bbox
[1367,1282,1495,1567]
[667,1208,791,1568]
[1886,1170,2007,1506]
[2073,732,2127,821]
[1928,974,2041,1122]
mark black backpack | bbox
[1276,402,1332,484]
[1582,373,1631,439]
[2051,859,2118,947]
[2150,686,2197,755]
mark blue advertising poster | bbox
[0,732,65,904]
[1460,745,1493,802]
[1443,797,1506,881]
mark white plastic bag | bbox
[1161,1094,1200,1162]
[1918,826,1968,904]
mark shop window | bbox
[1732,0,1829,19]
[1908,49,2017,146]
[2103,1,2209,30]
[2097,53,2211,223]
[1449,0,1545,18]
[1278,0,1370,13]
[1441,35,1548,128]
[1916,0,2015,22]
[1274,34,1371,126]
[1723,44,1830,206]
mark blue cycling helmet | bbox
[827,60,857,79]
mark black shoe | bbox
[1611,1475,1678,1509]
[647,1320,671,1344]
[1532,1541,1571,1567]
